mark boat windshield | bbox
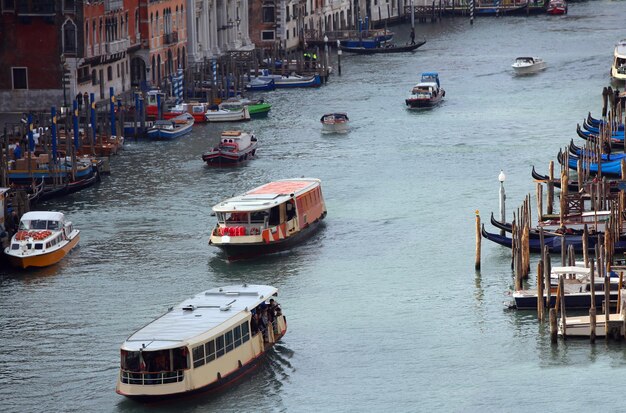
[217,212,250,224]
[19,219,58,230]
[121,347,189,373]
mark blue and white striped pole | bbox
[110,87,116,137]
[173,67,184,104]
[73,100,79,150]
[27,113,34,152]
[470,0,475,25]
[90,93,96,147]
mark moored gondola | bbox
[339,41,426,54]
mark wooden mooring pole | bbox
[475,211,481,270]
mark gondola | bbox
[568,139,626,161]
[582,118,626,135]
[587,112,624,130]
[339,41,426,54]
[481,225,626,254]
[576,124,624,147]
[558,149,623,176]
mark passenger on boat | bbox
[251,311,260,335]
[13,142,21,160]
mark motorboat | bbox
[512,57,547,75]
[611,39,626,83]
[253,70,322,88]
[202,130,258,166]
[163,102,215,123]
[405,72,445,109]
[245,78,276,91]
[205,105,251,122]
[320,113,350,134]
[219,97,271,117]
[4,211,80,268]
[546,0,567,14]
[146,113,194,140]
[209,178,327,260]
[116,284,287,401]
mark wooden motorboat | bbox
[205,105,251,122]
[116,284,287,401]
[147,113,194,141]
[405,72,445,109]
[339,41,425,54]
[320,112,350,134]
[220,97,272,117]
[511,57,547,75]
[546,0,567,14]
[209,178,327,260]
[4,211,79,269]
[202,130,258,166]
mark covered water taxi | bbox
[209,178,327,259]
[116,284,287,401]
[4,211,79,268]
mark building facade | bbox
[187,0,254,65]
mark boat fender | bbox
[250,228,260,235]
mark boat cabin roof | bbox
[420,72,440,87]
[122,284,277,351]
[213,178,321,212]
[20,211,65,222]
[551,266,591,276]
[616,41,626,58]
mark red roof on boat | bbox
[248,180,313,196]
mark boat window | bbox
[216,335,225,358]
[225,330,234,353]
[47,221,59,230]
[234,326,242,348]
[205,340,216,362]
[121,350,141,371]
[11,244,19,250]
[220,212,249,224]
[172,347,189,370]
[192,345,205,368]
[46,242,51,248]
[286,201,296,221]
[268,206,280,225]
[250,210,268,223]
[34,243,43,250]
[241,321,250,343]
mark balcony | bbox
[16,0,55,16]
[164,31,179,45]
[105,38,130,55]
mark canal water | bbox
[2,2,626,411]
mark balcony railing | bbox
[105,0,123,12]
[105,38,130,55]
[164,31,179,45]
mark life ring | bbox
[250,228,260,235]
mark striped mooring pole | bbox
[470,0,475,25]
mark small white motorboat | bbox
[320,113,350,134]
[205,105,251,122]
[512,57,547,75]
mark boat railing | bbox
[120,369,184,385]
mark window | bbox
[12,67,27,89]
[234,325,242,348]
[262,4,275,23]
[63,0,75,10]
[117,63,120,77]
[205,340,216,362]
[261,30,275,41]
[2,0,14,11]
[107,66,112,81]
[34,244,43,250]
[91,69,97,86]
[241,321,250,343]
[216,335,224,358]
[225,330,233,353]
[62,20,77,53]
[192,345,205,368]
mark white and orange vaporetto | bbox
[209,178,327,259]
[4,211,79,269]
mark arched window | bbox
[150,13,154,37]
[62,19,77,54]
[151,55,155,83]
[85,20,89,49]
[91,69,97,86]
[155,11,159,36]
[107,66,113,81]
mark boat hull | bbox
[5,233,79,269]
[212,217,325,260]
[512,62,547,75]
[202,147,257,166]
[405,95,444,108]
[147,123,193,140]
[514,291,617,310]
